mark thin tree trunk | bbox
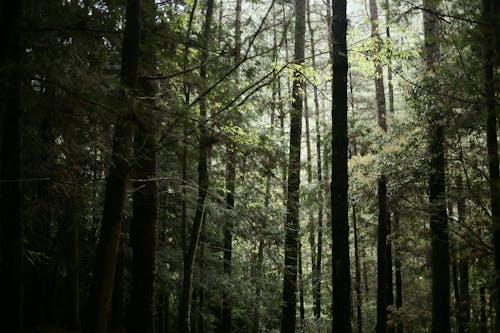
[222,1,241,330]
[0,1,24,332]
[482,0,500,331]
[178,1,214,332]
[280,0,305,331]
[85,1,141,332]
[368,0,390,331]
[306,0,323,319]
[330,0,352,331]
[423,1,450,332]
[353,205,363,333]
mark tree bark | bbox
[0,1,24,332]
[85,0,141,331]
[128,49,159,333]
[482,0,500,331]
[368,0,391,331]
[280,0,305,331]
[178,1,214,332]
[423,1,450,332]
[330,0,352,331]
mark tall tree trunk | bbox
[280,0,305,331]
[178,1,214,332]
[0,1,24,332]
[368,0,391,331]
[330,0,352,331]
[353,205,363,333]
[222,1,241,331]
[85,1,141,332]
[423,1,450,332]
[482,0,500,331]
[306,0,323,319]
[128,17,159,333]
[298,244,305,328]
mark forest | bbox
[0,0,499,332]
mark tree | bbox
[368,0,391,331]
[331,0,352,331]
[85,1,141,332]
[482,0,500,330]
[280,0,305,331]
[422,1,450,332]
[221,2,242,332]
[127,2,159,332]
[178,1,215,331]
[0,1,24,332]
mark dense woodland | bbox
[0,0,500,332]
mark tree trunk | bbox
[368,0,391,331]
[423,1,450,332]
[306,0,323,319]
[85,0,141,331]
[330,0,352,331]
[0,1,24,332]
[178,1,214,332]
[353,205,363,333]
[128,54,159,333]
[222,1,241,330]
[280,0,305,331]
[482,0,500,331]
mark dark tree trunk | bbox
[482,0,500,331]
[368,1,391,332]
[423,1,450,332]
[280,0,305,331]
[128,58,159,333]
[330,0,352,331]
[0,1,24,332]
[353,205,363,333]
[85,1,141,332]
[178,1,214,332]
[111,240,125,328]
